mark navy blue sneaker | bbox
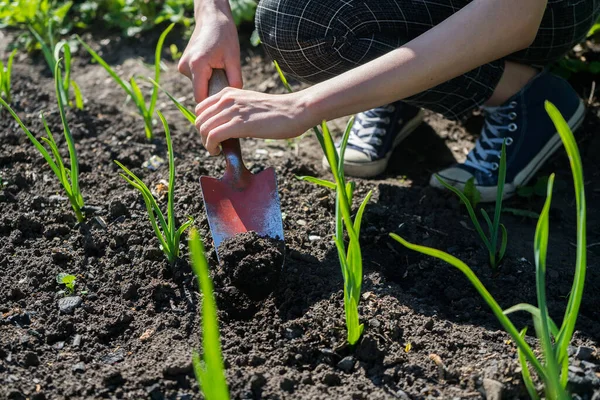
[323,101,424,177]
[431,71,585,202]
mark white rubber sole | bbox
[322,109,425,178]
[430,99,586,202]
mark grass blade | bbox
[77,35,134,100]
[5,49,17,102]
[149,23,175,119]
[338,116,354,182]
[517,328,541,400]
[545,101,587,371]
[389,233,546,378]
[499,223,508,262]
[0,98,60,179]
[55,61,82,212]
[435,174,492,250]
[353,190,373,241]
[273,60,293,93]
[71,79,84,109]
[158,110,176,248]
[189,229,230,400]
[491,141,507,253]
[296,176,336,190]
[145,77,196,124]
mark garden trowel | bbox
[200,69,284,260]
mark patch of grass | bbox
[77,22,175,140]
[0,60,85,221]
[114,111,193,263]
[391,101,586,400]
[188,228,230,400]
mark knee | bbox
[255,0,301,52]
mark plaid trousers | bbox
[255,0,600,119]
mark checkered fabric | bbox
[256,0,600,119]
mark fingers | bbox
[194,98,232,153]
[194,91,222,118]
[205,120,240,156]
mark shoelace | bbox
[346,104,396,157]
[464,102,517,175]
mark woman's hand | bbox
[178,1,242,102]
[195,88,314,155]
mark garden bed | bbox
[1,29,599,399]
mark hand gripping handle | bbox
[207,69,251,187]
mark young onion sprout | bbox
[114,111,193,263]
[77,23,175,140]
[0,60,85,221]
[391,101,586,400]
[189,228,230,400]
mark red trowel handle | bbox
[208,69,251,188]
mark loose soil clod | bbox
[216,231,284,301]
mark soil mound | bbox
[216,231,284,300]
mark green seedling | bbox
[434,143,508,270]
[28,28,84,110]
[275,62,371,345]
[0,61,85,221]
[0,49,17,103]
[77,22,175,141]
[146,77,196,124]
[189,228,230,400]
[391,101,586,400]
[462,177,481,210]
[56,272,76,294]
[115,111,193,263]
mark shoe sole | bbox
[431,98,586,202]
[322,109,425,178]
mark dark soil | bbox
[1,28,600,400]
[216,231,284,301]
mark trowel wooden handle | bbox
[208,69,230,96]
[207,69,251,187]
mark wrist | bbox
[195,0,232,22]
[295,88,325,129]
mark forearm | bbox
[193,0,232,21]
[299,0,547,125]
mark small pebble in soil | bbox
[217,231,284,300]
[322,372,341,386]
[72,362,85,373]
[5,311,31,327]
[280,377,296,392]
[72,334,82,347]
[337,356,356,373]
[575,346,595,361]
[57,296,82,314]
[23,351,39,367]
[250,373,267,391]
[482,378,504,400]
